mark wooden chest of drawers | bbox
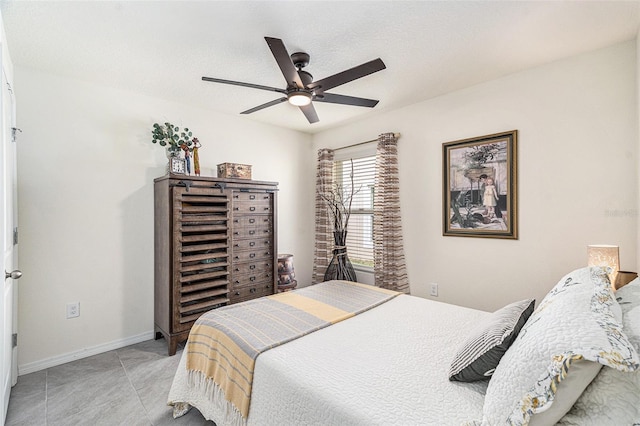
[154,174,278,355]
[228,189,276,304]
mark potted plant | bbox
[151,122,197,155]
[151,122,199,174]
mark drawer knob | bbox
[249,242,255,247]
[250,276,256,282]
[235,291,240,296]
[249,219,255,223]
[249,253,256,258]
[250,207,256,211]
[249,265,256,270]
[250,195,256,200]
[250,288,256,293]
[249,230,255,235]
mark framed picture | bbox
[442,130,518,239]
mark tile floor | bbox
[5,339,214,425]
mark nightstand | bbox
[615,271,638,290]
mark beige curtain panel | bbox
[312,148,335,284]
[374,133,410,294]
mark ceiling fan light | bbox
[288,92,312,106]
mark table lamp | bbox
[587,244,619,287]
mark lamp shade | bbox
[587,244,619,285]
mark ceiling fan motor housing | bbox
[297,70,313,88]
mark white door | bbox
[1,55,19,423]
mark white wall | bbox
[13,39,638,372]
[313,41,638,312]
[14,67,314,371]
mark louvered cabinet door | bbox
[172,186,230,331]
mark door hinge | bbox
[13,228,18,246]
[11,127,21,143]
[12,334,17,348]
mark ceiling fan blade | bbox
[240,97,288,115]
[202,77,287,94]
[315,93,379,108]
[308,58,386,93]
[299,103,319,124]
[265,37,304,89]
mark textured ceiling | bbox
[1,1,639,134]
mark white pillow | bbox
[557,277,640,425]
[473,267,639,426]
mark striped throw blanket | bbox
[185,280,399,422]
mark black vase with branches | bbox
[322,160,358,282]
[324,230,357,282]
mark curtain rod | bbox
[334,132,401,151]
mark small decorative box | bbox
[217,163,252,179]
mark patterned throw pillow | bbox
[449,298,535,382]
[469,267,639,426]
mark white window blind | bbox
[333,154,376,268]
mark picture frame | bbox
[442,130,518,239]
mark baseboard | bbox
[17,330,155,376]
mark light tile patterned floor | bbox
[5,339,214,425]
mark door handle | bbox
[5,270,22,280]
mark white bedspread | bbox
[169,294,491,425]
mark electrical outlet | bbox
[430,283,438,297]
[66,302,80,319]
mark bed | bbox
[168,268,640,426]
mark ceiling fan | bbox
[202,37,386,124]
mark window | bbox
[333,154,376,269]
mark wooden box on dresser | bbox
[154,174,278,355]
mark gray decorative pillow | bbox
[449,298,535,382]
